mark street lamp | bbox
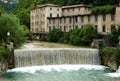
[7,31,10,36]
[7,31,10,43]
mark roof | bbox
[35,4,61,8]
[62,4,92,9]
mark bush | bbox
[0,43,9,61]
[47,28,63,42]
[69,29,81,45]
[100,47,120,66]
[80,24,97,46]
[61,32,71,44]
[0,14,29,47]
[104,27,119,47]
[92,5,115,14]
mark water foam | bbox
[7,65,107,74]
[106,66,120,78]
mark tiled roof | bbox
[36,4,60,8]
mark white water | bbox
[7,65,107,74]
[106,66,120,78]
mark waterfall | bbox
[14,48,101,67]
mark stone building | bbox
[30,4,120,39]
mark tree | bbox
[0,43,9,61]
[105,27,119,47]
[80,24,97,46]
[69,29,81,45]
[14,9,30,29]
[0,14,28,47]
[47,28,63,42]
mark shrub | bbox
[0,43,9,61]
[92,5,115,14]
[47,28,63,42]
[80,24,97,46]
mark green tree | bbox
[80,24,97,46]
[0,42,9,61]
[0,14,28,47]
[47,28,63,42]
[69,29,81,45]
[0,5,5,15]
[105,27,119,47]
[14,9,30,29]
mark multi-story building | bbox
[30,4,120,39]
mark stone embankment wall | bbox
[102,57,118,70]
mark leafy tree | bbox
[0,14,28,47]
[47,28,63,42]
[105,27,119,47]
[14,9,30,28]
[60,32,71,44]
[69,29,81,45]
[80,24,97,46]
[0,42,9,61]
[92,5,115,14]
[0,5,5,15]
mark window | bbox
[95,25,98,31]
[72,8,74,11]
[69,26,71,30]
[75,26,78,29]
[111,14,115,21]
[88,15,91,22]
[50,13,52,17]
[60,26,62,30]
[53,19,55,24]
[69,17,72,23]
[57,14,59,17]
[32,22,34,26]
[49,26,51,31]
[64,26,66,32]
[49,19,51,24]
[81,25,83,29]
[103,14,106,21]
[95,15,98,22]
[63,9,64,12]
[81,16,84,22]
[60,18,62,23]
[67,9,69,12]
[50,8,52,10]
[64,18,66,23]
[53,26,55,29]
[111,25,115,31]
[57,8,59,11]
[102,25,106,32]
[35,21,39,26]
[75,16,78,22]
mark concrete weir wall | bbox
[14,48,101,68]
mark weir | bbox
[14,48,101,67]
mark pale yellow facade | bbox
[30,4,120,36]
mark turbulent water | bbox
[1,65,120,81]
[1,48,120,81]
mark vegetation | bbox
[47,24,97,46]
[0,42,9,61]
[48,28,64,42]
[104,25,120,47]
[100,47,120,67]
[14,9,30,28]
[0,14,30,47]
[92,5,116,14]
